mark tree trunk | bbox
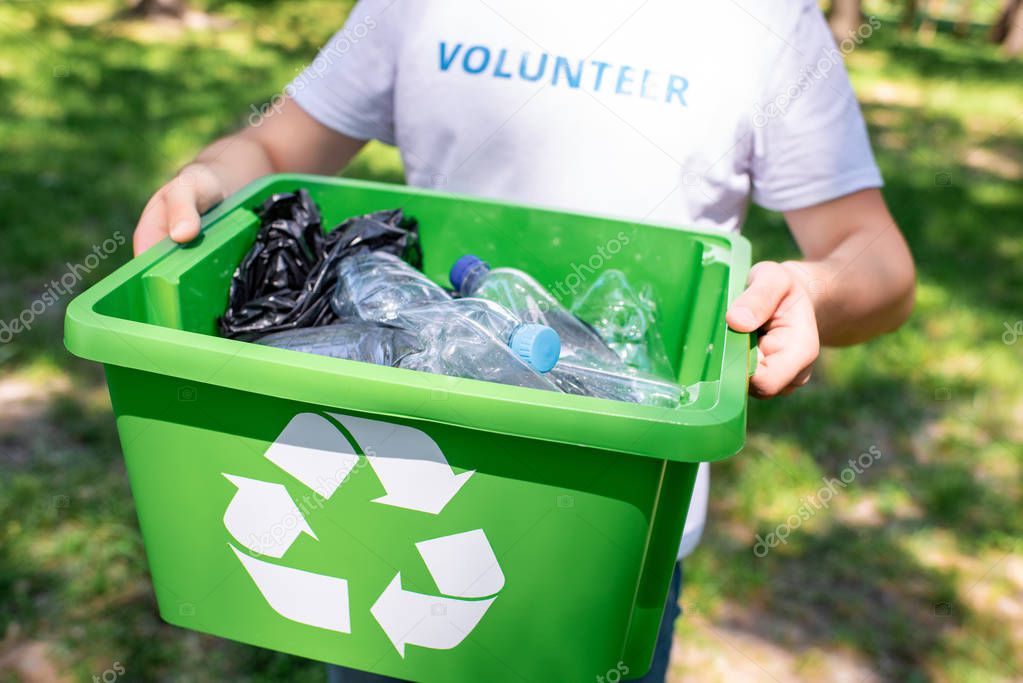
[828,0,864,42]
[918,0,948,41]
[954,0,973,37]
[991,0,1023,55]
[901,0,919,31]
[126,0,187,19]
[1003,4,1023,54]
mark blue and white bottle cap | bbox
[449,254,487,292]
[509,324,561,373]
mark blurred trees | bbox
[991,0,1023,55]
[828,0,1022,56]
[828,0,864,40]
[120,0,1023,56]
[125,0,188,19]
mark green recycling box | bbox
[64,175,752,682]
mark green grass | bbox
[1,2,1021,682]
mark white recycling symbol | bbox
[221,412,505,657]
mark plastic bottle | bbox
[258,310,561,391]
[388,299,561,375]
[570,269,674,378]
[443,298,561,363]
[421,299,680,401]
[391,304,561,390]
[332,249,450,323]
[256,321,420,367]
[450,255,684,407]
[449,255,622,367]
[332,249,560,373]
[549,363,682,408]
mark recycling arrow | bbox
[230,544,350,633]
[221,411,504,659]
[416,529,505,599]
[329,413,474,515]
[223,474,317,558]
[263,413,359,499]
[370,573,496,657]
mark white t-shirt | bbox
[290,0,883,558]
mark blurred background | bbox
[0,1,1020,681]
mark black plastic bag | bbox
[219,189,421,340]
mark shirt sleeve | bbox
[288,0,401,145]
[749,3,883,212]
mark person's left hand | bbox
[725,261,820,399]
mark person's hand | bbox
[725,261,820,399]
[133,163,227,255]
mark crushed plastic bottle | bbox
[449,255,622,367]
[329,250,561,382]
[425,300,715,401]
[570,269,674,378]
[259,306,560,390]
[399,298,561,373]
[549,363,682,408]
[256,320,420,366]
[332,249,451,323]
[256,314,558,390]
[390,304,561,389]
[450,255,685,407]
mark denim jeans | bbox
[327,563,684,683]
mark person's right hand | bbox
[133,163,227,255]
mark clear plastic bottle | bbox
[390,303,562,390]
[449,255,622,367]
[315,250,677,403]
[444,300,713,401]
[332,249,560,374]
[332,249,451,323]
[443,297,558,353]
[450,256,683,407]
[258,310,561,391]
[256,321,420,366]
[549,363,682,408]
[570,269,674,378]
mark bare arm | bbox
[782,188,916,345]
[133,98,365,254]
[726,189,916,397]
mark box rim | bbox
[64,175,751,462]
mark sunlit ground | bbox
[0,2,1020,682]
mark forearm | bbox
[188,97,366,199]
[133,98,364,254]
[189,133,278,199]
[781,232,915,346]
[780,189,916,347]
[729,190,914,396]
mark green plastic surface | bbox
[64,175,752,682]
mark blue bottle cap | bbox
[509,324,561,373]
[449,254,486,293]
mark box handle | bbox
[748,332,759,378]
